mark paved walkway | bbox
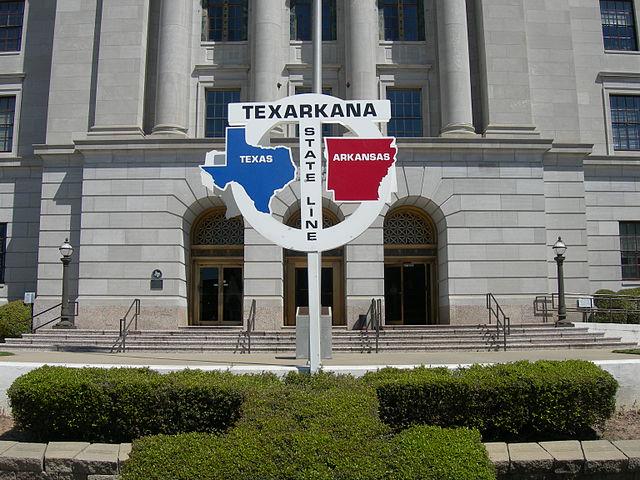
[0,348,638,368]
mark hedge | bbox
[364,360,618,442]
[592,288,640,324]
[120,427,495,480]
[8,367,278,443]
[0,300,31,340]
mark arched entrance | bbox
[284,209,345,326]
[384,207,438,325]
[190,208,244,326]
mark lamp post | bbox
[54,238,76,329]
[552,237,568,325]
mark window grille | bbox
[290,0,337,41]
[205,89,240,138]
[600,0,638,51]
[193,211,244,246]
[611,95,640,151]
[378,0,425,41]
[384,210,434,246]
[0,1,24,52]
[621,222,640,279]
[0,96,15,152]
[203,0,248,42]
[387,88,423,138]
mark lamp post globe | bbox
[53,238,76,329]
[552,236,568,325]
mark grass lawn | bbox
[613,348,640,355]
[0,352,14,357]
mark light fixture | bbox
[59,238,73,258]
[552,237,566,256]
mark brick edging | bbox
[0,440,130,479]
[485,439,640,478]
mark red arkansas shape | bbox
[325,138,397,202]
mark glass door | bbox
[384,261,432,325]
[195,264,243,326]
[285,259,344,326]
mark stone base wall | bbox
[0,441,130,480]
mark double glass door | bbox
[285,258,344,326]
[195,263,243,326]
[384,261,434,325]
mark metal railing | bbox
[534,292,640,325]
[361,298,382,353]
[486,293,511,351]
[235,299,256,354]
[111,299,141,353]
[30,302,79,333]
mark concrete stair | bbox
[1,324,637,353]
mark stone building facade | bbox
[1,0,640,330]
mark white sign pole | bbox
[308,0,323,373]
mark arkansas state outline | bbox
[201,127,296,214]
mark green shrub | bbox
[365,360,617,442]
[591,289,640,324]
[120,427,495,480]
[7,367,277,443]
[0,301,31,340]
[389,426,495,480]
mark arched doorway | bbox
[284,209,345,326]
[190,208,244,326]
[384,207,438,325]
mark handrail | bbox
[111,299,141,353]
[362,298,382,353]
[534,292,640,324]
[31,302,79,333]
[486,293,511,351]
[235,299,256,354]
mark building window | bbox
[378,0,425,41]
[621,222,640,279]
[0,1,24,52]
[205,89,240,138]
[387,88,422,137]
[203,0,248,42]
[610,95,640,151]
[290,0,337,41]
[0,96,15,152]
[295,86,334,136]
[0,223,5,284]
[600,0,638,51]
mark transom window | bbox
[0,223,6,284]
[290,0,337,41]
[384,209,434,246]
[600,1,638,51]
[610,95,640,151]
[0,1,24,52]
[202,0,248,42]
[378,0,425,41]
[205,89,240,138]
[193,210,244,246]
[387,88,423,138]
[621,222,640,279]
[0,96,15,152]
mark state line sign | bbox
[200,94,398,252]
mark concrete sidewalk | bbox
[0,347,638,367]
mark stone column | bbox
[348,0,378,100]
[152,0,191,136]
[252,0,283,101]
[437,0,475,136]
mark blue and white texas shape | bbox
[201,127,296,214]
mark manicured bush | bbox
[389,426,495,480]
[592,288,640,323]
[0,300,31,340]
[120,427,495,480]
[8,366,277,443]
[365,360,618,442]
